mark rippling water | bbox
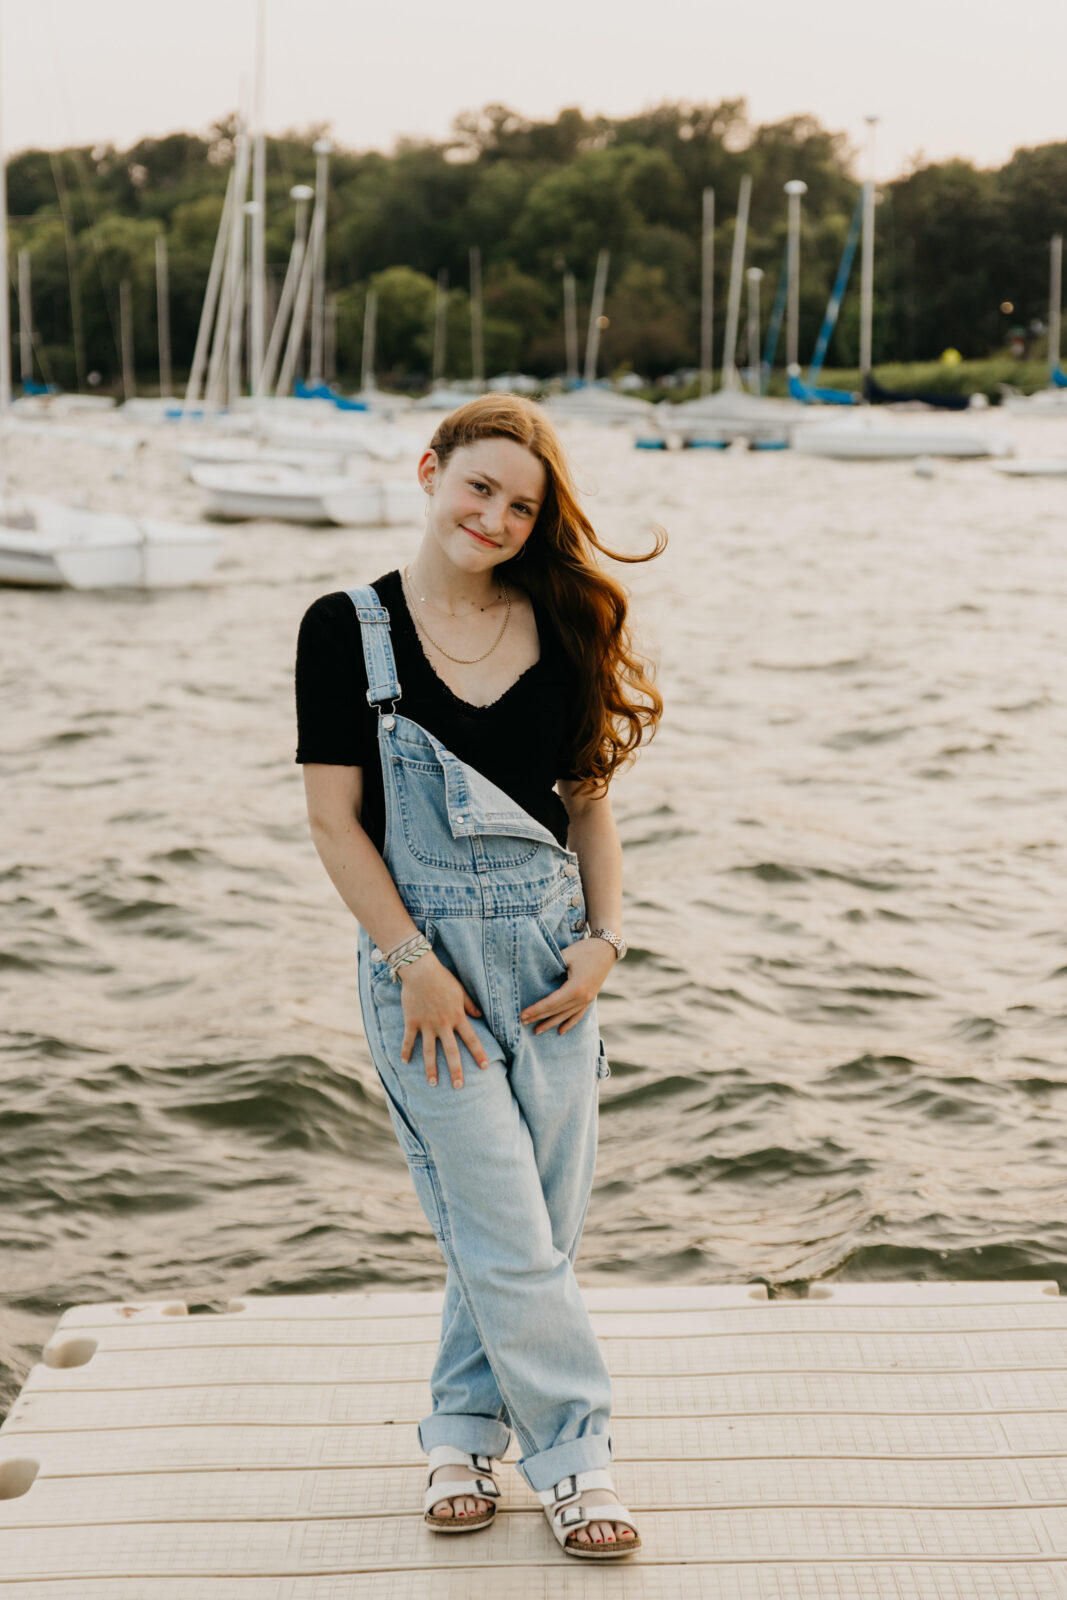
[4,413,1067,1419]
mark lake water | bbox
[3,409,1067,1418]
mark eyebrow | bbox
[470,470,540,503]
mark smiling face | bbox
[417,438,547,573]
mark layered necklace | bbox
[402,564,512,665]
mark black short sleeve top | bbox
[294,570,584,854]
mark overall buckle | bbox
[376,698,400,730]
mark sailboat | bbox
[1002,236,1067,413]
[0,6,221,589]
[191,461,421,525]
[546,251,653,426]
[792,412,1013,459]
[0,497,221,588]
[649,179,797,445]
[792,124,1013,459]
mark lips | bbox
[462,525,499,547]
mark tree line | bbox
[6,100,1066,392]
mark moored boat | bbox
[0,497,221,588]
[192,463,422,525]
[791,411,1013,460]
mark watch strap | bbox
[589,927,627,961]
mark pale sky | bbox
[3,0,1064,181]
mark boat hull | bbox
[0,499,221,589]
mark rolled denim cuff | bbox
[515,1431,612,1492]
[418,1413,512,1461]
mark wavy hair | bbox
[428,394,665,791]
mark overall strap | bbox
[346,584,402,707]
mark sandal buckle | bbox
[471,1453,492,1473]
[553,1474,577,1503]
[559,1504,585,1527]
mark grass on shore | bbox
[654,358,1056,406]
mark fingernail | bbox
[429,1076,437,1086]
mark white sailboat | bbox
[792,411,1013,459]
[547,386,653,424]
[0,6,220,590]
[0,497,221,588]
[412,386,478,411]
[192,462,422,525]
[546,251,653,425]
[1001,236,1067,412]
[178,437,349,479]
[794,123,1013,459]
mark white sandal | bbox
[538,1468,642,1558]
[423,1444,500,1532]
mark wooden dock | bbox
[3,1280,1067,1595]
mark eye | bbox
[469,480,490,494]
[512,503,533,517]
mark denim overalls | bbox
[348,585,613,1493]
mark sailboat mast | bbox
[1049,234,1062,382]
[119,279,135,401]
[784,179,807,370]
[746,267,763,392]
[721,174,751,387]
[155,235,171,397]
[563,272,578,382]
[361,288,377,392]
[699,187,714,396]
[275,187,321,396]
[250,0,267,394]
[583,249,610,385]
[17,248,30,387]
[859,115,879,378]
[308,138,331,383]
[258,182,311,397]
[469,246,484,390]
[432,269,448,385]
[185,164,236,405]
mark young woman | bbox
[295,394,663,1559]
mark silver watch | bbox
[589,927,627,961]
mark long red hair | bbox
[428,394,665,791]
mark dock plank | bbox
[2,1282,1067,1595]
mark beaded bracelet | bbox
[388,940,432,982]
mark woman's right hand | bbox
[398,954,490,1089]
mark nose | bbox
[480,498,506,537]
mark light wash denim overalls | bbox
[348,585,613,1493]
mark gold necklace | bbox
[403,566,512,665]
[406,566,504,616]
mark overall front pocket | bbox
[368,916,438,994]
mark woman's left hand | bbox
[520,936,618,1036]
